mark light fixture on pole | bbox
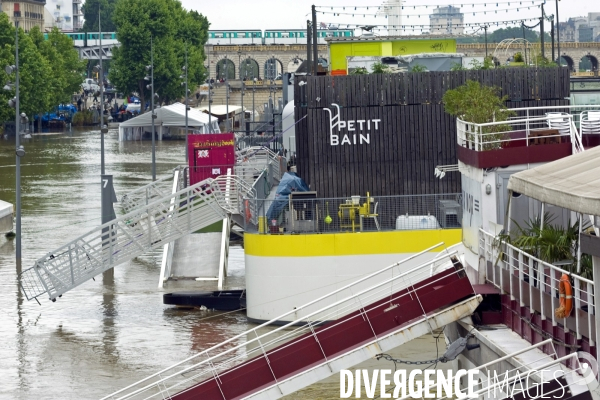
[180,44,189,162]
[5,20,23,264]
[224,56,230,131]
[555,0,561,65]
[96,6,107,176]
[206,48,213,133]
[145,37,156,181]
[252,77,256,123]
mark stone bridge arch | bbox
[559,55,575,72]
[579,54,599,72]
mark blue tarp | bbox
[35,104,78,123]
[266,172,310,220]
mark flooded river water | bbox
[0,129,438,399]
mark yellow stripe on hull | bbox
[244,229,462,257]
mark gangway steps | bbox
[171,267,479,400]
[18,176,255,301]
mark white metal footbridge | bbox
[18,147,282,302]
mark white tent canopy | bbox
[507,145,600,216]
[197,105,244,116]
[119,102,220,141]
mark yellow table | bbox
[338,203,361,232]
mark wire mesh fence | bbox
[244,193,462,234]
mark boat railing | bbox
[479,229,596,348]
[244,193,462,235]
[457,105,600,153]
[100,243,467,400]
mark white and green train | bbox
[208,29,353,45]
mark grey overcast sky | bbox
[180,0,596,34]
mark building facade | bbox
[72,0,81,30]
[429,6,464,35]
[559,13,600,43]
[1,0,46,31]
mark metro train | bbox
[208,29,354,45]
[43,31,119,47]
[44,29,353,47]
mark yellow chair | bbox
[359,192,380,231]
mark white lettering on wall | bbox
[323,103,380,146]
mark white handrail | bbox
[571,118,585,154]
[101,243,457,400]
[158,168,181,288]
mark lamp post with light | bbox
[4,20,24,264]
[180,44,189,162]
[144,37,156,181]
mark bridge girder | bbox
[77,44,120,60]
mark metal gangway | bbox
[18,146,283,303]
[102,244,482,400]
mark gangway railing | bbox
[479,229,596,347]
[102,243,481,400]
[120,167,185,214]
[18,175,256,302]
[403,338,592,400]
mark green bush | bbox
[72,110,95,126]
[442,80,515,150]
[371,62,390,74]
[409,64,427,73]
[514,52,524,63]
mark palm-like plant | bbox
[495,213,590,279]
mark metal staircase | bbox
[18,146,283,303]
[102,244,482,400]
[18,175,256,302]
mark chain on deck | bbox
[18,175,256,301]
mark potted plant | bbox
[443,80,515,150]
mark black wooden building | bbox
[293,67,570,198]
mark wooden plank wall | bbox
[294,67,571,198]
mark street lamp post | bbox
[4,21,24,263]
[224,56,230,131]
[252,78,256,123]
[145,37,156,181]
[181,44,189,162]
[240,81,245,134]
[98,8,106,175]
[207,49,213,133]
[556,0,561,65]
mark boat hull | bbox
[244,229,462,322]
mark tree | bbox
[29,27,86,107]
[110,0,209,109]
[456,26,552,44]
[0,14,86,128]
[0,14,53,120]
[443,80,515,150]
[82,0,117,32]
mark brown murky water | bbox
[0,129,438,399]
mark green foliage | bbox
[456,27,551,44]
[82,0,117,32]
[442,80,515,150]
[495,214,592,280]
[0,14,84,122]
[110,0,209,109]
[536,55,557,67]
[350,67,368,75]
[72,110,96,126]
[371,62,390,74]
[450,62,466,71]
[409,64,427,73]
[468,57,495,70]
[514,52,524,63]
